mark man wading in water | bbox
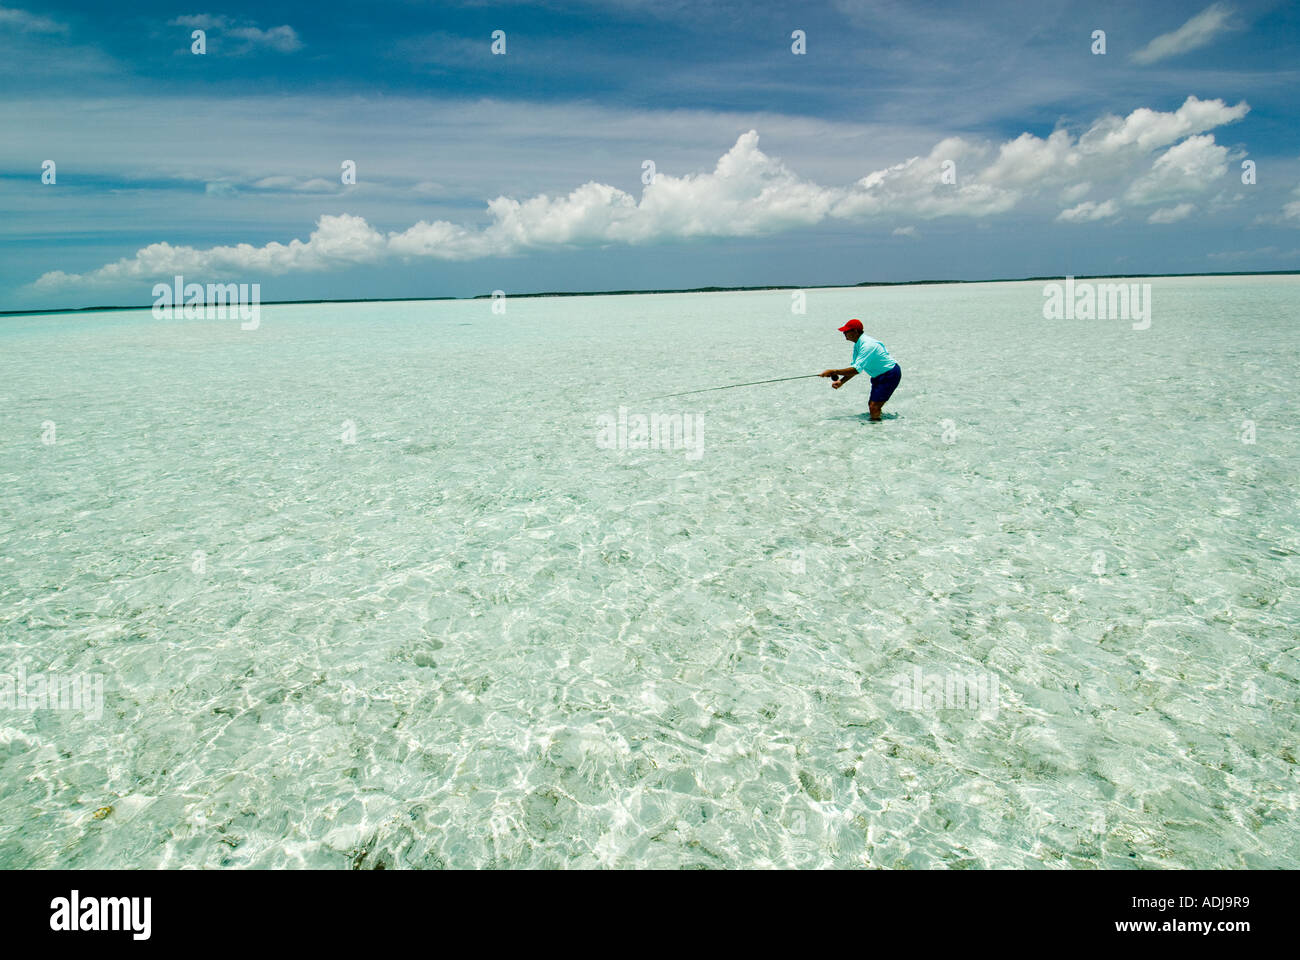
[818,319,901,421]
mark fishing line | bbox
[642,374,823,401]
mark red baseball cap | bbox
[838,318,863,333]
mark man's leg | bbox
[868,365,900,422]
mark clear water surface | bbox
[0,276,1296,868]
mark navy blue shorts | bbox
[869,364,901,404]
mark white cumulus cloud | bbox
[1148,203,1196,224]
[1057,199,1119,223]
[33,100,1258,290]
[1059,182,1092,204]
[1078,96,1248,154]
[168,15,302,54]
[227,25,301,53]
[1126,135,1232,204]
[34,214,386,289]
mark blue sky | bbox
[2,0,1298,310]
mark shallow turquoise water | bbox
[1,277,1297,868]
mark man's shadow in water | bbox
[825,412,903,422]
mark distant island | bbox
[3,270,1295,317]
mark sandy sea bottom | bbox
[0,277,1297,868]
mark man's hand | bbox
[818,370,838,378]
[831,379,844,389]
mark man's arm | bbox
[819,367,859,388]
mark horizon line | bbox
[3,269,1296,318]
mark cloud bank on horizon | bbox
[33,97,1258,291]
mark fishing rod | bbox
[643,374,823,401]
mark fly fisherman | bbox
[819,318,901,422]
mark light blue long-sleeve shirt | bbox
[850,336,897,377]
